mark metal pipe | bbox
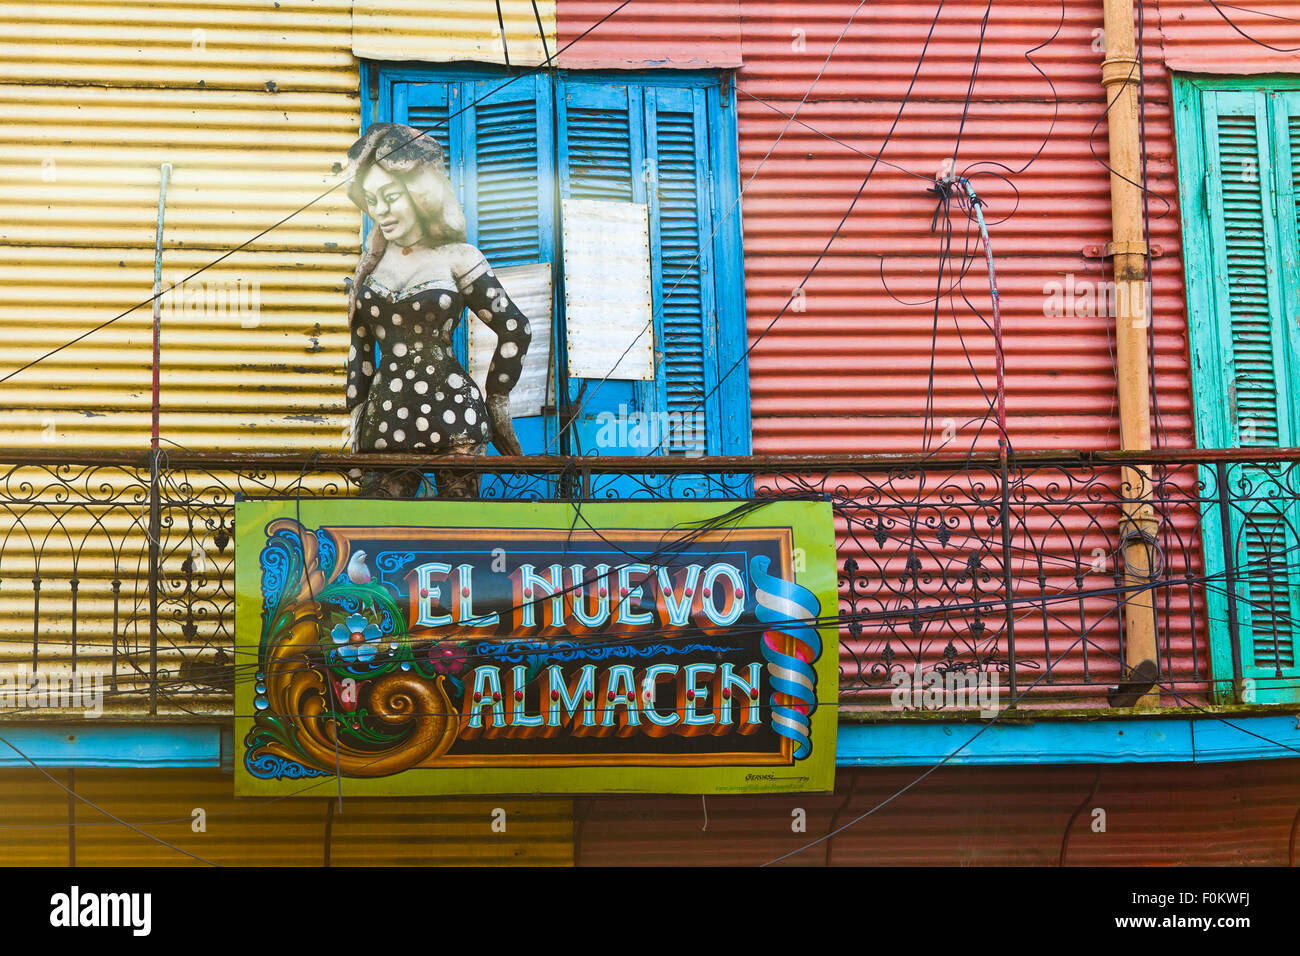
[1102,0,1159,707]
[148,162,171,714]
[151,163,171,451]
[961,179,1006,448]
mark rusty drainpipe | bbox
[1101,0,1159,707]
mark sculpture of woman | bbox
[342,123,531,498]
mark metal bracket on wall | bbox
[1082,241,1163,259]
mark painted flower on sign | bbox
[330,612,383,665]
[431,643,468,676]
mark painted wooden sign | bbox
[234,499,837,795]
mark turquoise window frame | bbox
[1173,73,1300,703]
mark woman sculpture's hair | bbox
[343,123,468,326]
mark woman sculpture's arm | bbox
[455,249,533,456]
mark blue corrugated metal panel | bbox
[836,713,1300,765]
[9,713,1297,769]
[0,724,221,768]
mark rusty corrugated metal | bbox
[557,0,1210,706]
[354,0,556,67]
[577,760,1300,865]
[558,1,742,69]
[1155,0,1300,75]
[0,769,574,865]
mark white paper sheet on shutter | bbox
[561,198,654,382]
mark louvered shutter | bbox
[1203,91,1290,448]
[393,74,557,496]
[1237,514,1299,686]
[1201,89,1300,701]
[556,77,744,497]
[396,81,455,180]
[462,74,554,269]
[458,74,557,492]
[556,78,649,463]
[645,86,719,457]
[382,67,752,499]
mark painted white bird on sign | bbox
[345,549,372,585]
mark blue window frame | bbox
[361,63,752,495]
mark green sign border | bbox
[234,497,838,796]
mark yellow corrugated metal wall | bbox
[0,0,365,714]
[0,0,361,452]
[0,1,556,711]
[0,770,573,865]
[0,770,71,865]
[354,1,557,66]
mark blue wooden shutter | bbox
[557,77,748,497]
[392,73,558,495]
[1197,88,1300,702]
[645,85,720,457]
[383,68,752,499]
[459,74,557,495]
[395,81,455,178]
[556,78,650,461]
[462,74,554,269]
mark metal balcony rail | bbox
[0,446,1294,717]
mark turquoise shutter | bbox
[1196,88,1300,702]
[1203,90,1290,448]
[1273,90,1300,390]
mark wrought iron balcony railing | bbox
[0,447,1296,718]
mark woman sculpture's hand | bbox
[343,404,364,454]
[487,394,522,457]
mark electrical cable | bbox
[1205,0,1300,51]
[0,0,643,389]
[540,0,879,455]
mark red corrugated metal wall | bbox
[555,0,1290,705]
[559,1,742,69]
[728,0,1192,456]
[576,759,1300,865]
[1157,0,1300,75]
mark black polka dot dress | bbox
[346,250,531,453]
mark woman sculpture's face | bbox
[361,165,424,248]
